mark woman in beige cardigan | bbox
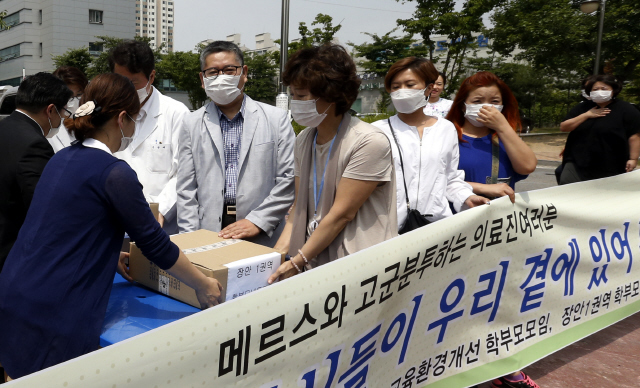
[269,45,397,282]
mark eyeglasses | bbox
[60,108,73,119]
[55,105,72,119]
[202,65,242,80]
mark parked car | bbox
[0,86,18,122]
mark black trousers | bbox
[222,205,237,228]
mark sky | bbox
[173,0,421,52]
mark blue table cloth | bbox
[100,274,199,347]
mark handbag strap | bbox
[387,118,411,211]
[490,133,500,184]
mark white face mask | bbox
[290,99,332,128]
[590,90,612,103]
[46,106,63,139]
[118,115,135,152]
[137,79,151,104]
[390,88,428,114]
[581,90,591,100]
[204,70,244,105]
[66,97,80,114]
[464,103,504,127]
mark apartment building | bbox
[135,0,174,54]
[0,0,136,86]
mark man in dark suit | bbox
[0,72,72,272]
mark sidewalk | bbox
[524,313,640,387]
[492,132,640,387]
[521,133,567,162]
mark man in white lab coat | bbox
[109,40,189,234]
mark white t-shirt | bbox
[372,115,473,230]
[424,97,453,118]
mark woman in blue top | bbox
[446,71,538,388]
[0,74,223,381]
[446,71,537,203]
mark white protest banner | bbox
[7,171,640,388]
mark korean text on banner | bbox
[7,171,640,388]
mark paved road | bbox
[485,156,640,388]
[516,160,561,193]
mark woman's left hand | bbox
[464,195,490,208]
[117,252,133,282]
[477,106,511,132]
[626,159,638,172]
[268,260,300,284]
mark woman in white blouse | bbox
[424,72,453,118]
[373,57,487,232]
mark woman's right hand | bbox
[195,277,224,309]
[585,107,610,119]
[268,260,300,284]
[481,183,516,203]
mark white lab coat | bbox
[114,86,189,234]
[372,115,473,230]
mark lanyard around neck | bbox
[312,123,341,217]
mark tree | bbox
[0,10,8,30]
[350,29,428,114]
[156,48,207,110]
[397,0,501,95]
[244,52,278,104]
[51,47,93,75]
[294,13,341,49]
[274,13,343,65]
[350,29,427,77]
[490,0,640,99]
[86,35,162,79]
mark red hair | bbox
[446,71,521,140]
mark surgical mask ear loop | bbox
[319,101,333,115]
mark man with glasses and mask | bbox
[177,40,295,247]
[0,72,72,272]
[109,40,190,234]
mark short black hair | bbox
[16,72,73,113]
[585,74,623,97]
[200,41,244,70]
[108,40,155,79]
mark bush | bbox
[358,113,392,124]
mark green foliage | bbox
[490,0,640,99]
[357,113,393,124]
[291,120,306,135]
[86,35,162,79]
[244,52,278,104]
[156,46,207,110]
[350,30,423,115]
[376,90,395,115]
[397,0,501,95]
[473,59,581,127]
[350,29,427,78]
[274,13,342,66]
[0,10,8,30]
[292,13,342,51]
[51,47,93,75]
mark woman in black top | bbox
[559,74,640,184]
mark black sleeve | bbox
[16,138,54,208]
[563,102,590,122]
[622,103,640,138]
[103,162,180,270]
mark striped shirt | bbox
[216,96,246,205]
